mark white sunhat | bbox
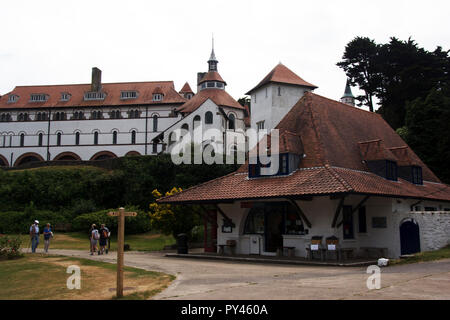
[34,220,39,224]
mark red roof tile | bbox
[179,82,194,94]
[176,88,245,114]
[0,81,186,109]
[198,71,226,84]
[246,63,317,95]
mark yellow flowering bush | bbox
[149,187,201,238]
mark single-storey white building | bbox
[159,91,450,259]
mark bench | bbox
[360,247,388,259]
[277,246,296,257]
[218,240,236,255]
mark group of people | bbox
[89,224,110,255]
[28,220,111,255]
[29,220,53,253]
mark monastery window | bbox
[228,113,235,130]
[8,95,18,103]
[84,92,106,101]
[36,113,42,121]
[61,93,71,101]
[201,83,206,89]
[110,110,121,119]
[256,121,265,131]
[131,130,136,144]
[112,131,118,145]
[30,94,48,102]
[38,133,43,147]
[75,132,80,145]
[278,86,281,96]
[120,91,138,100]
[181,123,189,136]
[94,132,99,145]
[386,160,398,181]
[18,113,29,121]
[1,113,12,122]
[358,207,367,233]
[153,115,158,132]
[186,93,193,99]
[153,94,163,102]
[20,133,25,147]
[265,88,268,98]
[91,111,102,120]
[342,205,354,240]
[216,82,224,88]
[152,142,158,154]
[57,132,62,146]
[207,82,215,88]
[205,111,213,124]
[412,166,423,185]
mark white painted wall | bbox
[250,84,312,133]
[216,195,450,258]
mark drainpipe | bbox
[46,109,51,161]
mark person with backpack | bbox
[43,223,53,253]
[89,224,100,255]
[99,224,110,255]
[29,220,40,253]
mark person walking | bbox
[29,220,40,253]
[89,224,100,255]
[99,224,110,255]
[43,223,53,253]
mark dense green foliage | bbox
[338,36,450,183]
[0,155,238,234]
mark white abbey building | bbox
[0,46,330,168]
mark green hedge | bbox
[0,209,69,234]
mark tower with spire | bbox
[208,36,218,72]
[340,79,355,106]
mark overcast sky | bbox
[1,0,449,111]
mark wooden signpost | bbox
[108,207,137,298]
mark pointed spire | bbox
[208,35,218,72]
[342,79,355,98]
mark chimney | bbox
[91,67,102,92]
[197,72,206,93]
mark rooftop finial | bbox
[208,35,218,72]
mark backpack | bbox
[102,229,108,239]
[93,229,100,240]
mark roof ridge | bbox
[324,165,354,192]
[13,80,175,88]
[308,92,382,117]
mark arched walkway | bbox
[125,151,141,157]
[0,154,9,167]
[400,218,421,255]
[54,152,82,161]
[14,152,45,167]
[90,151,117,161]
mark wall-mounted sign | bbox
[372,217,387,228]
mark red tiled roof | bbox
[0,81,186,109]
[358,139,397,162]
[159,92,450,204]
[388,146,420,166]
[179,82,194,94]
[176,88,245,114]
[246,63,317,95]
[198,71,226,85]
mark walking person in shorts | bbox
[89,224,100,255]
[99,224,110,255]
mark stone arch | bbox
[0,154,9,167]
[14,152,45,167]
[53,152,81,161]
[90,151,117,161]
[400,218,421,255]
[125,151,141,157]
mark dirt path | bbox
[39,248,450,300]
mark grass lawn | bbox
[0,254,174,300]
[390,245,450,265]
[16,231,175,252]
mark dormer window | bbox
[249,153,299,178]
[30,94,48,102]
[412,166,423,185]
[153,94,163,102]
[386,160,398,181]
[61,93,71,101]
[8,95,19,103]
[84,92,106,101]
[120,91,138,100]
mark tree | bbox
[149,188,202,239]
[402,88,450,184]
[337,37,382,112]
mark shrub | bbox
[0,209,69,234]
[0,234,23,259]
